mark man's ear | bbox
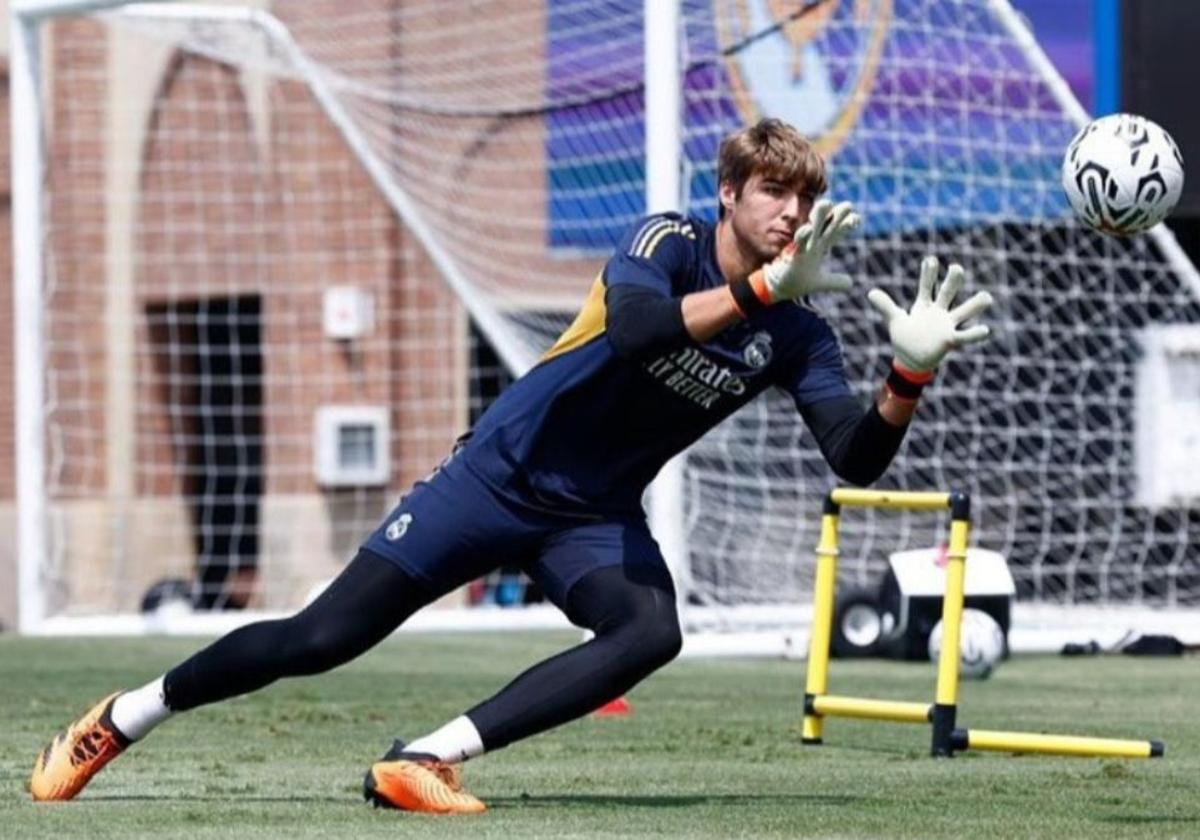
[718,180,737,214]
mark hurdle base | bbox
[953,727,1163,759]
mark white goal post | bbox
[12,0,1200,651]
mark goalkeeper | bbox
[30,118,992,813]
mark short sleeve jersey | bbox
[459,212,854,516]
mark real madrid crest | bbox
[743,331,774,369]
[386,513,414,541]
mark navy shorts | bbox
[360,456,670,609]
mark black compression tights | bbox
[466,563,683,752]
[163,552,683,757]
[163,549,430,711]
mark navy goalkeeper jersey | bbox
[459,213,854,516]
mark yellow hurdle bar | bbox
[802,509,841,743]
[956,728,1164,759]
[811,694,932,724]
[829,488,953,511]
[931,511,971,756]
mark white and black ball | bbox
[1061,113,1184,237]
[928,608,1006,680]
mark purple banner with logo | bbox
[548,0,1094,248]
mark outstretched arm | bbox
[794,256,994,485]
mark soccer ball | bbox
[1061,113,1184,237]
[927,608,1005,680]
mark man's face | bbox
[720,172,814,263]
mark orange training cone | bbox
[593,696,632,717]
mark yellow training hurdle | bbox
[802,488,1163,759]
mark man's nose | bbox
[781,193,802,224]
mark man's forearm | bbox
[802,396,908,486]
[875,364,934,426]
[876,384,919,426]
[606,275,768,358]
[680,284,747,343]
[607,282,757,359]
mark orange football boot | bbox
[30,693,130,801]
[363,740,485,814]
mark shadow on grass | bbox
[489,793,865,810]
[72,792,867,810]
[1097,814,1200,825]
[78,795,353,805]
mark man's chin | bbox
[763,243,787,261]
[766,235,793,256]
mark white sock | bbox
[109,676,173,741]
[405,715,485,763]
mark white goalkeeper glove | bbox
[747,199,861,305]
[867,256,994,374]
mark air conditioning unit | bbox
[313,405,390,487]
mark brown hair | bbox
[717,118,827,217]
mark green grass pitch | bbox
[2,632,1197,839]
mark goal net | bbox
[14,0,1200,646]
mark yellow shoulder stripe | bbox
[540,273,608,363]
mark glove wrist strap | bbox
[886,361,934,400]
[730,276,769,319]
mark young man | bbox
[30,118,992,813]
